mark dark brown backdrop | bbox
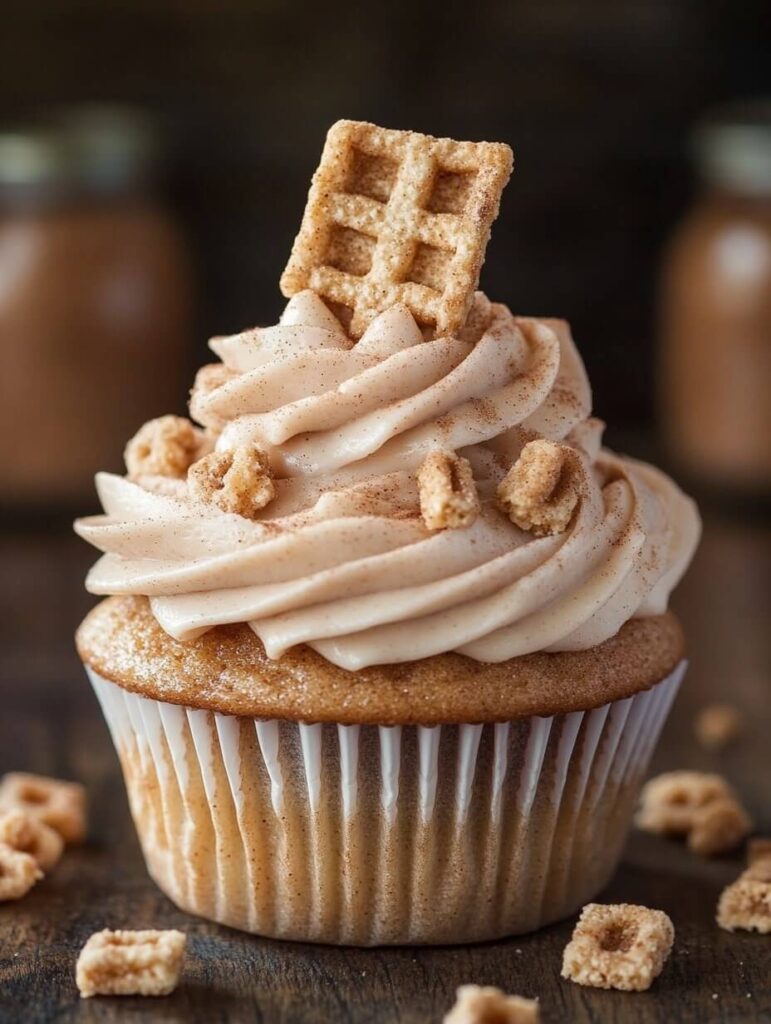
[0,0,769,432]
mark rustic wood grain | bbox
[0,509,769,1023]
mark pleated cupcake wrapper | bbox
[87,662,684,945]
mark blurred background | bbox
[0,0,769,509]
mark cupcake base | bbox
[88,663,683,945]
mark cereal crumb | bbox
[0,842,42,901]
[188,444,275,519]
[561,903,674,992]
[694,704,743,751]
[0,773,87,844]
[418,450,480,531]
[688,798,752,856]
[124,416,202,480]
[76,929,186,998]
[718,842,771,933]
[636,771,750,855]
[443,984,539,1023]
[0,809,64,871]
[497,440,578,536]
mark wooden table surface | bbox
[0,505,768,1023]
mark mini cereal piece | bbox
[76,929,187,998]
[280,120,512,339]
[188,444,275,519]
[694,704,743,751]
[417,450,480,530]
[0,842,42,901]
[717,876,771,933]
[125,416,202,479]
[688,798,752,857]
[635,771,734,837]
[0,808,64,872]
[0,773,87,844]
[443,984,539,1023]
[497,440,578,537]
[561,903,674,992]
[188,363,237,430]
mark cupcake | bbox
[75,120,700,945]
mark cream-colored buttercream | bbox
[75,291,700,670]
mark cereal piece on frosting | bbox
[188,444,275,519]
[125,415,202,479]
[694,703,743,751]
[417,450,480,531]
[0,772,87,844]
[688,797,752,856]
[189,363,237,430]
[561,903,674,991]
[0,808,64,872]
[717,843,771,932]
[76,929,186,998]
[443,984,539,1023]
[0,842,42,901]
[497,439,578,537]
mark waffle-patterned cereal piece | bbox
[561,903,674,991]
[497,440,579,536]
[0,808,64,872]
[188,444,275,519]
[717,842,771,933]
[694,703,743,751]
[76,929,187,998]
[444,985,539,1023]
[417,450,480,530]
[280,120,513,339]
[125,415,203,479]
[0,773,87,844]
[0,842,42,901]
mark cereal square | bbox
[444,984,539,1023]
[76,929,187,998]
[0,772,87,844]
[561,903,674,991]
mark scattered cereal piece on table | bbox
[188,444,275,519]
[417,450,480,531]
[635,770,751,855]
[0,842,43,901]
[561,903,674,992]
[76,929,187,998]
[443,984,539,1023]
[497,440,578,537]
[694,704,743,751]
[717,839,771,932]
[0,809,64,871]
[124,415,203,480]
[0,773,87,845]
[688,798,752,856]
[280,119,513,339]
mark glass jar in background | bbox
[659,101,771,496]
[0,106,194,508]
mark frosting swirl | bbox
[75,291,700,670]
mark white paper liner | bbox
[87,661,684,945]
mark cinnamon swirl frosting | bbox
[75,291,700,670]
